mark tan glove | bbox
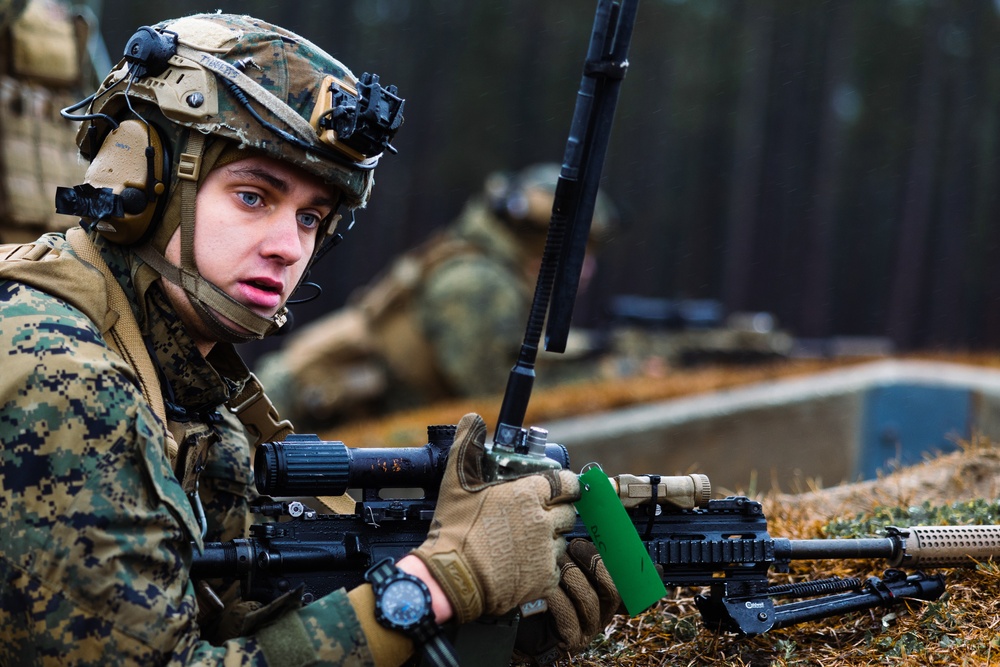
[512,539,623,662]
[411,413,579,624]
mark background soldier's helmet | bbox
[55,13,404,341]
[484,162,618,248]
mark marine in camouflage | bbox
[0,0,96,243]
[0,11,395,666]
[0,232,374,666]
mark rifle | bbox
[192,434,999,656]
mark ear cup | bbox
[484,170,515,218]
[81,118,169,244]
[119,186,153,216]
[484,169,550,228]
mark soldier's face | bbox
[162,154,335,354]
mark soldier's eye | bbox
[298,212,321,229]
[238,192,262,207]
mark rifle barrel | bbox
[778,537,898,561]
[778,524,1000,568]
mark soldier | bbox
[257,163,617,429]
[0,14,617,666]
[0,0,100,243]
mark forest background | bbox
[91,0,1000,365]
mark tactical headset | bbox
[52,118,169,245]
[54,27,180,245]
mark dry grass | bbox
[543,435,1000,666]
[324,357,872,448]
[325,352,1000,449]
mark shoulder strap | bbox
[67,228,297,444]
[65,228,179,458]
[225,372,294,445]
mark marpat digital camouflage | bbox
[0,231,376,665]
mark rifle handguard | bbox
[888,525,1000,567]
[611,473,712,510]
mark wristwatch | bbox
[365,557,458,667]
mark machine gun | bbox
[192,432,1000,643]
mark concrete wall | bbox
[542,360,1000,494]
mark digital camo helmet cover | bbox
[65,13,403,341]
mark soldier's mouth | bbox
[237,279,284,310]
[248,279,281,293]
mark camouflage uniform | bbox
[0,13,393,666]
[257,165,616,428]
[0,233,370,665]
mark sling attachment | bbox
[226,372,294,447]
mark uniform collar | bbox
[98,237,246,417]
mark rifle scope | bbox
[255,427,570,497]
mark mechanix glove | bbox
[513,538,624,662]
[411,412,579,624]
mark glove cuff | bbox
[412,549,484,624]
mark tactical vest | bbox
[361,232,486,398]
[282,231,486,421]
[0,230,291,470]
[0,229,359,520]
[0,0,91,242]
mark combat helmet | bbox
[55,14,404,342]
[484,162,618,249]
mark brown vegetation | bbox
[324,357,870,448]
[547,436,1000,665]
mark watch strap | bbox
[425,634,460,667]
[366,558,401,587]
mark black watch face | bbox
[382,578,429,627]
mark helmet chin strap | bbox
[134,235,288,344]
[135,131,287,344]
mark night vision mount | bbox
[315,72,404,159]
